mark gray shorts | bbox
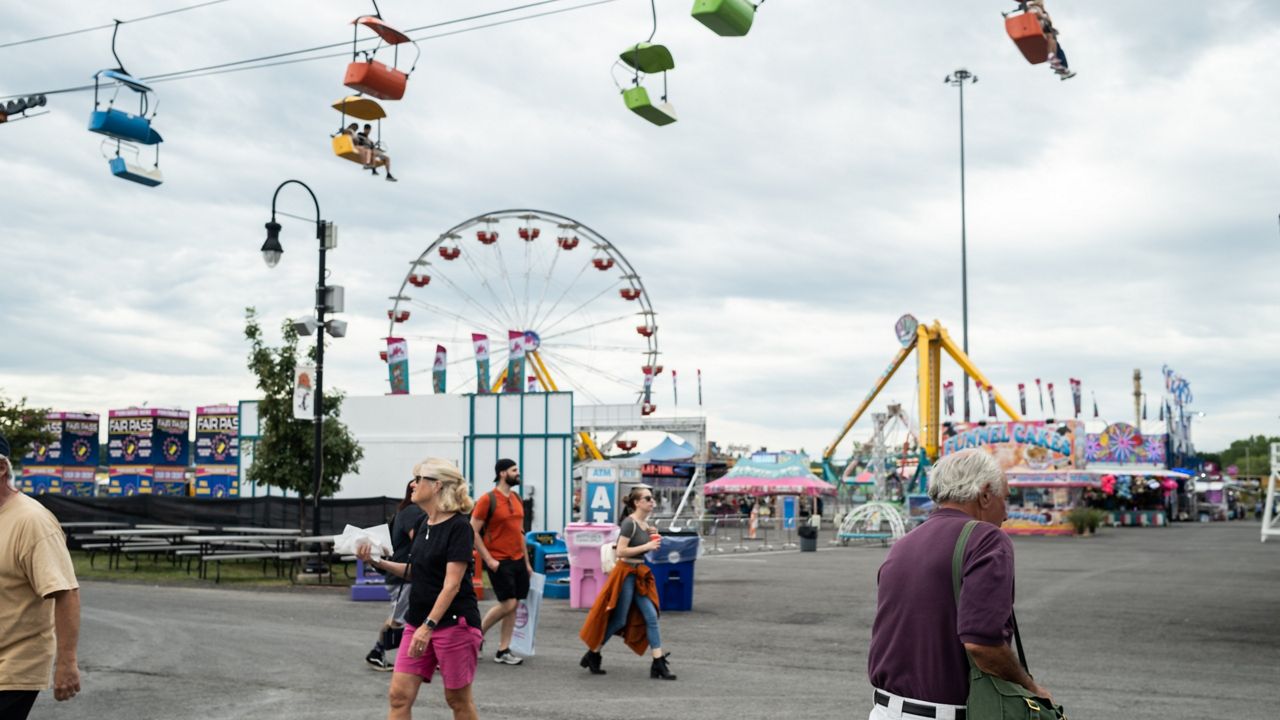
[387,583,411,625]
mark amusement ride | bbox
[385,209,659,459]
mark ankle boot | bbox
[580,650,606,675]
[650,655,677,680]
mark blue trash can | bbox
[645,535,700,611]
[525,531,571,599]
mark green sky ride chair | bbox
[690,0,759,37]
[617,42,677,126]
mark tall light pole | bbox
[260,179,344,551]
[945,68,977,421]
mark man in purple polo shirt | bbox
[867,450,1053,719]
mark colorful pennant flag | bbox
[1035,378,1045,415]
[472,333,490,394]
[386,337,409,395]
[1047,382,1057,416]
[527,375,537,392]
[432,345,447,394]
[505,331,526,393]
[1018,383,1027,416]
[1069,378,1082,418]
[943,381,955,416]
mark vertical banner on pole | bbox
[1035,378,1045,415]
[432,345,447,394]
[697,368,703,406]
[988,384,997,418]
[527,376,537,392]
[1092,392,1100,419]
[1070,378,1082,418]
[506,331,526,393]
[295,365,318,417]
[1047,382,1057,417]
[386,338,410,395]
[472,333,490,393]
[642,365,654,405]
[672,369,678,407]
[943,381,955,416]
[1018,383,1027,416]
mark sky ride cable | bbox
[0,0,235,50]
[0,0,622,101]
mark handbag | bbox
[952,520,1068,720]
[600,542,617,575]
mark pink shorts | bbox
[394,619,483,689]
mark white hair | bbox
[928,450,1006,504]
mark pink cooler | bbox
[563,523,620,609]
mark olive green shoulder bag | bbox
[952,520,1068,720]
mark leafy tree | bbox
[243,308,363,529]
[0,392,57,468]
[1209,435,1279,477]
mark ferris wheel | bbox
[386,209,659,408]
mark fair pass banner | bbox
[509,572,545,658]
[294,365,316,421]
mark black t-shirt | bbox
[405,513,481,630]
[386,504,427,587]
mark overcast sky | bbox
[2,0,1277,460]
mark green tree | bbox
[0,392,57,468]
[1212,435,1279,477]
[244,308,364,529]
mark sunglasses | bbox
[412,475,438,484]
[639,496,655,502]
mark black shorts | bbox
[0,690,39,720]
[487,559,530,601]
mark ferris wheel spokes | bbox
[538,279,626,337]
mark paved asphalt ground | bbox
[30,521,1280,720]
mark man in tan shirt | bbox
[0,434,81,719]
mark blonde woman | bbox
[357,458,481,720]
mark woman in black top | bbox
[366,482,427,670]
[358,458,481,720]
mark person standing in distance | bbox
[867,450,1053,719]
[366,481,427,671]
[471,458,533,665]
[0,434,82,719]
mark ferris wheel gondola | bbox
[387,209,658,413]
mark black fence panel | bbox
[35,495,400,535]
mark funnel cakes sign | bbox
[940,420,1085,471]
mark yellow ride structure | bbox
[821,314,1021,481]
[490,350,605,461]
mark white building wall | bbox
[336,394,470,499]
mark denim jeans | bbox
[601,572,661,649]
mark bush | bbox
[1066,508,1093,535]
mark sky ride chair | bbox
[691,0,759,37]
[615,43,677,126]
[102,138,162,187]
[1003,3,1050,65]
[86,22,163,186]
[343,5,420,101]
[331,95,388,168]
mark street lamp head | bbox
[261,220,284,268]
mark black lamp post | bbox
[945,68,977,422]
[261,180,341,556]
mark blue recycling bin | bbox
[525,531,570,599]
[645,534,700,611]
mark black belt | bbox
[874,691,966,720]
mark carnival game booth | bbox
[1083,420,1188,526]
[940,419,1092,536]
[704,456,836,543]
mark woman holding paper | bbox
[578,484,676,680]
[356,458,482,720]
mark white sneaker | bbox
[494,649,524,665]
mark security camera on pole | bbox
[260,179,344,572]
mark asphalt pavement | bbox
[29,520,1280,720]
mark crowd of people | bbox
[0,431,1060,720]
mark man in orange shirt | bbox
[471,459,533,665]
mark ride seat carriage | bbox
[1005,11,1049,64]
[344,16,419,101]
[690,0,757,37]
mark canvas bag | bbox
[600,542,618,575]
[952,521,1068,720]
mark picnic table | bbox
[60,521,131,530]
[89,527,205,569]
[217,526,303,535]
[183,534,309,582]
